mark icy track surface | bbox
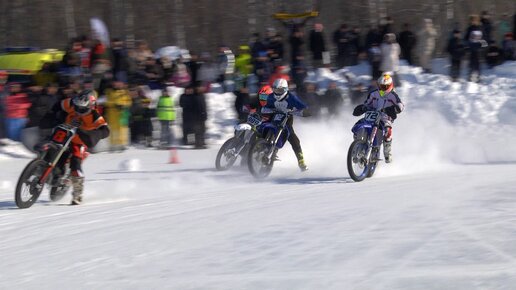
[1,149,516,290]
[1,61,516,289]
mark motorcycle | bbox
[247,111,291,179]
[347,109,386,182]
[215,113,261,171]
[15,123,78,208]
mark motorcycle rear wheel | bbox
[347,140,370,182]
[15,159,48,209]
[49,177,72,202]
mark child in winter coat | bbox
[157,90,176,148]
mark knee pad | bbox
[384,127,392,142]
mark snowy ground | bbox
[1,61,516,289]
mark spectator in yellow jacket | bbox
[105,81,132,151]
[235,45,253,77]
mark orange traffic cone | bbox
[169,147,180,164]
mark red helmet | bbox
[258,85,272,106]
[259,85,273,98]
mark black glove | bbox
[384,106,398,119]
[352,104,367,116]
[394,105,402,113]
[76,125,110,148]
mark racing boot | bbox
[296,152,308,172]
[70,176,84,205]
[383,140,392,163]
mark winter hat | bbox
[472,30,483,39]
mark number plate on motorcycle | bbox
[247,114,262,126]
[364,111,379,122]
[51,129,69,144]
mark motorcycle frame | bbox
[264,113,290,161]
[354,110,384,164]
[39,124,77,184]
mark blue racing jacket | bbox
[261,92,307,114]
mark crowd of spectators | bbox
[0,12,515,150]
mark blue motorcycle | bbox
[347,109,386,182]
[247,112,291,179]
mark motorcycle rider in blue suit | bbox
[261,78,309,171]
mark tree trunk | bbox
[175,0,186,48]
[64,0,77,40]
[124,1,135,49]
[248,0,257,34]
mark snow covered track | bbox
[1,148,516,289]
[1,61,516,289]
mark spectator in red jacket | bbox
[0,70,8,139]
[3,83,31,141]
[268,65,290,86]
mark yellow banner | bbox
[273,11,319,20]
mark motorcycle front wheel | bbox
[347,140,370,182]
[215,137,242,171]
[15,159,48,209]
[247,139,274,179]
[367,148,380,178]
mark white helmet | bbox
[272,78,288,101]
[377,73,393,94]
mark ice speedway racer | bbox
[347,73,404,182]
[15,123,79,208]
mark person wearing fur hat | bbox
[417,19,438,73]
[380,33,401,87]
[465,15,488,82]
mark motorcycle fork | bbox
[267,127,284,161]
[364,126,378,162]
[236,130,253,153]
[39,139,73,184]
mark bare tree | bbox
[0,0,512,55]
[248,0,257,34]
[0,0,8,47]
[64,0,77,40]
[124,1,135,49]
[175,0,186,48]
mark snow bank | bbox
[0,139,35,160]
[205,92,237,143]
[1,61,515,169]
[280,61,516,177]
